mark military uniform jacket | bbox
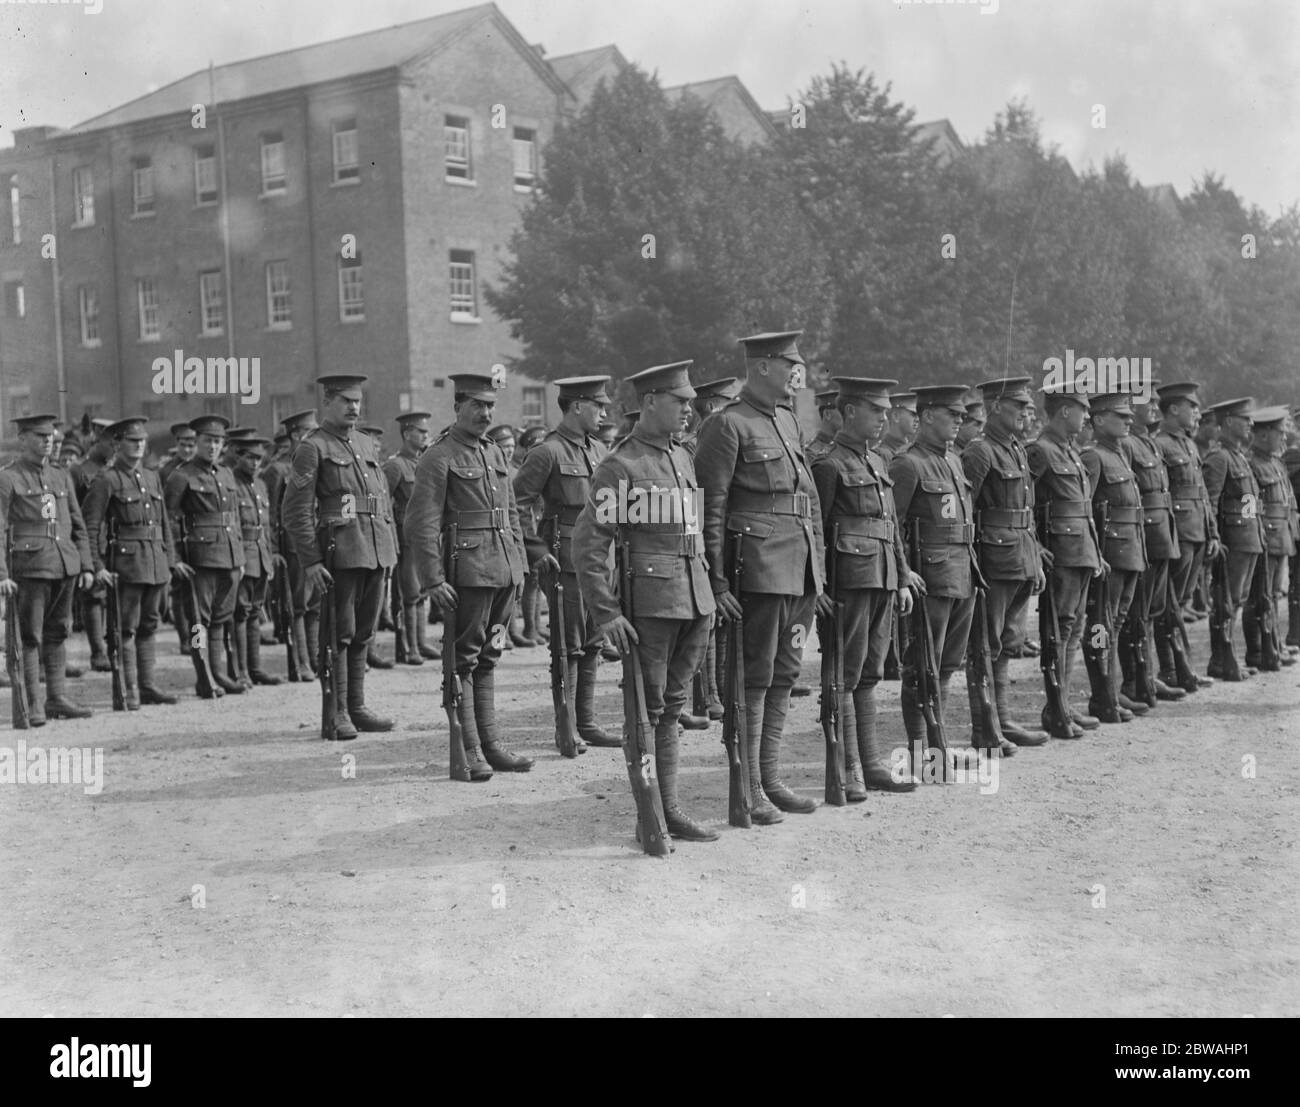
[1126,430,1180,562]
[71,454,105,504]
[1027,427,1102,570]
[1203,444,1263,554]
[513,424,606,573]
[164,459,246,570]
[1155,426,1216,545]
[382,449,420,552]
[235,473,276,579]
[889,440,976,598]
[811,434,908,592]
[405,426,525,591]
[573,425,715,627]
[1249,449,1297,558]
[282,427,398,572]
[876,430,910,466]
[961,425,1040,581]
[0,457,93,582]
[805,429,836,463]
[1081,439,1146,571]
[82,459,174,584]
[261,457,292,549]
[694,387,826,597]
[158,455,186,485]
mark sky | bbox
[1,0,1296,215]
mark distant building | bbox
[911,119,964,167]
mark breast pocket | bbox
[919,478,960,520]
[556,462,589,507]
[839,470,883,516]
[740,439,784,489]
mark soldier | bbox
[356,421,397,672]
[573,361,719,840]
[269,409,321,682]
[877,392,917,463]
[805,389,840,462]
[1202,398,1263,680]
[406,372,531,772]
[383,411,437,666]
[695,331,831,822]
[0,414,96,722]
[615,410,640,446]
[513,376,619,751]
[282,375,397,738]
[956,394,987,452]
[1244,406,1298,669]
[229,436,283,687]
[812,378,922,794]
[164,415,247,699]
[57,436,83,471]
[1286,409,1300,652]
[960,377,1047,750]
[71,418,115,672]
[512,424,549,648]
[81,416,186,709]
[1080,391,1147,721]
[1027,389,1105,737]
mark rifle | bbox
[1209,548,1240,680]
[1121,572,1154,705]
[902,520,947,777]
[1035,503,1073,737]
[1082,502,1119,721]
[392,570,408,664]
[819,523,846,805]
[722,535,751,828]
[6,594,30,729]
[1252,550,1280,671]
[318,531,340,740]
[277,569,300,682]
[443,523,471,781]
[105,536,126,712]
[617,537,671,856]
[966,583,1003,750]
[545,520,579,758]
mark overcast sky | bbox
[2,0,1295,214]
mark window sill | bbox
[71,221,95,230]
[331,176,361,188]
[260,188,288,200]
[266,324,293,332]
[445,177,477,188]
[82,339,102,349]
[138,335,162,344]
[131,211,157,220]
[200,330,225,338]
[340,315,366,324]
[514,183,535,193]
[449,314,481,325]
[194,200,219,209]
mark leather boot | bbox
[840,688,867,802]
[121,636,140,710]
[400,606,423,665]
[577,650,618,745]
[994,657,1044,746]
[760,687,816,813]
[901,669,932,782]
[191,626,223,699]
[366,644,394,669]
[247,621,282,685]
[137,634,178,704]
[745,687,781,823]
[416,604,441,660]
[294,613,316,681]
[453,672,493,781]
[328,655,358,740]
[656,718,718,841]
[348,648,393,732]
[86,601,111,671]
[1155,612,1179,687]
[44,641,92,718]
[1243,605,1262,669]
[1084,618,1122,722]
[559,657,587,755]
[232,618,254,688]
[856,685,916,791]
[1057,648,1090,735]
[475,668,533,770]
[23,645,46,726]
[211,624,245,694]
[1168,613,1202,692]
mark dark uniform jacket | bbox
[405,426,525,591]
[82,458,174,585]
[694,387,825,597]
[1249,448,1297,558]
[0,457,93,581]
[71,454,106,503]
[1082,438,1146,572]
[889,439,977,597]
[1155,425,1216,545]
[282,427,398,572]
[261,457,292,550]
[961,424,1040,581]
[1027,426,1102,570]
[1203,444,1264,554]
[1126,429,1180,562]
[812,433,908,592]
[513,424,606,572]
[382,449,420,553]
[805,429,836,463]
[573,425,715,627]
[876,429,910,466]
[235,472,276,579]
[164,458,245,570]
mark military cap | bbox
[554,375,612,404]
[739,330,804,365]
[1155,381,1202,404]
[832,377,896,408]
[273,432,291,446]
[519,425,548,448]
[232,435,273,451]
[12,413,59,434]
[226,426,257,440]
[627,361,696,400]
[1250,405,1289,428]
[486,424,516,443]
[1089,391,1134,416]
[316,374,368,397]
[1206,397,1255,422]
[889,392,918,413]
[978,376,1033,403]
[964,398,987,416]
[90,417,114,434]
[189,414,231,436]
[281,409,319,432]
[1041,387,1090,413]
[395,411,432,428]
[620,410,641,425]
[912,384,969,415]
[108,417,149,441]
[60,438,85,457]
[448,373,501,403]
[815,389,839,407]
[360,424,385,438]
[170,421,197,439]
[693,377,740,403]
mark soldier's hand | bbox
[430,582,457,612]
[0,579,17,597]
[1032,566,1047,595]
[77,571,95,591]
[813,591,835,619]
[305,563,333,593]
[897,586,914,617]
[94,569,116,588]
[1095,558,1111,580]
[1206,538,1221,561]
[907,570,927,596]
[171,563,196,581]
[714,588,744,622]
[538,553,560,579]
[600,615,639,655]
[1040,548,1056,569]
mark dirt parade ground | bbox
[2,612,1297,1019]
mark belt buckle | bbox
[492,507,505,529]
[794,492,811,517]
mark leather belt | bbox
[980,507,1031,529]
[453,508,507,530]
[9,523,59,539]
[918,521,975,545]
[1106,506,1143,525]
[1169,485,1204,502]
[728,491,813,517]
[832,516,895,541]
[1263,503,1291,520]
[625,531,702,557]
[319,493,380,518]
[115,525,163,540]
[187,512,238,527]
[1048,500,1091,520]
[1140,491,1171,510]
[241,525,265,539]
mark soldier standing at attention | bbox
[696,331,831,823]
[513,376,619,751]
[269,410,321,682]
[811,378,922,794]
[72,418,114,672]
[512,424,549,649]
[406,373,532,773]
[282,376,398,738]
[82,417,186,708]
[573,361,719,839]
[0,414,96,722]
[960,377,1047,750]
[383,411,436,666]
[1244,406,1297,669]
[805,389,840,462]
[956,394,987,453]
[230,436,283,687]
[877,393,917,464]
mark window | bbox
[449,250,477,319]
[137,278,160,340]
[73,167,95,226]
[332,120,359,183]
[266,260,291,328]
[513,127,536,189]
[5,175,19,245]
[444,115,472,181]
[79,285,100,346]
[338,253,364,322]
[131,157,155,216]
[521,386,544,424]
[194,145,218,204]
[3,281,25,319]
[260,132,287,194]
[199,270,224,335]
